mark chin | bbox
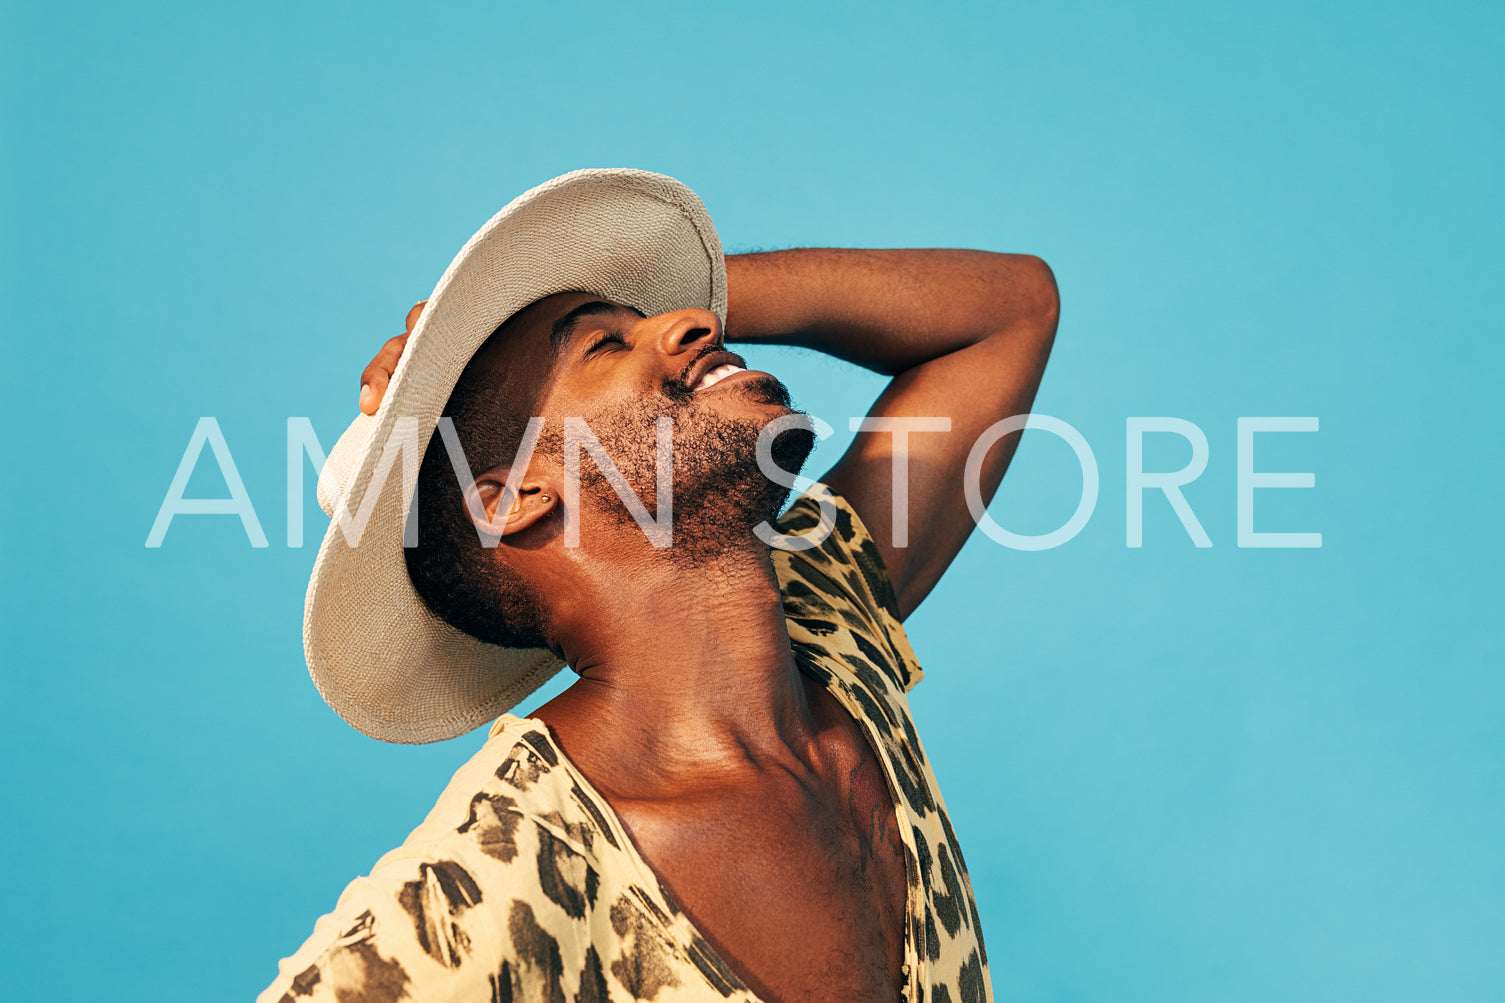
[714,371,799,414]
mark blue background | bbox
[3,1,1502,1000]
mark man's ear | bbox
[464,467,560,539]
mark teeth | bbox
[695,363,745,391]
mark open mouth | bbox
[693,363,747,392]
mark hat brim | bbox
[303,169,727,743]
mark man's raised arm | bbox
[725,248,1060,619]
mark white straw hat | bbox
[305,169,727,743]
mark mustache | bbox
[660,344,795,410]
[662,343,749,401]
[687,341,742,374]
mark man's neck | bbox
[533,526,820,800]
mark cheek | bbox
[544,363,676,418]
[536,385,639,430]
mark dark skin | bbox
[360,250,1059,1002]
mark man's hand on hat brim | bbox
[359,300,425,415]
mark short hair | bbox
[404,328,553,651]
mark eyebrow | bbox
[548,300,646,354]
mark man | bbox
[265,169,1057,1003]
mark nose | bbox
[655,308,722,357]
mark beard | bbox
[565,367,816,561]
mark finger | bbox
[359,375,385,415]
[405,300,427,334]
[359,333,411,414]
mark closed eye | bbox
[585,331,626,356]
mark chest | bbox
[619,751,912,1003]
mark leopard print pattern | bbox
[260,487,990,1003]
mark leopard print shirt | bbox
[261,487,992,1003]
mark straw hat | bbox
[305,169,727,743]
